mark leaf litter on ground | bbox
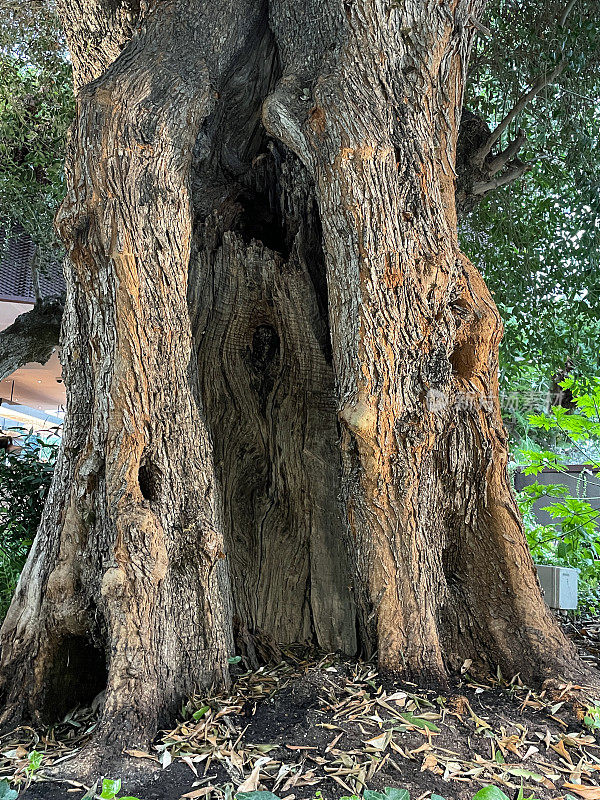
[3,638,600,799]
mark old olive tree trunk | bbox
[0,0,580,755]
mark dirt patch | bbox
[19,762,214,800]
[9,636,600,800]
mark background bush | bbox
[0,435,58,618]
[515,379,600,616]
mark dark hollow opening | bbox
[43,635,107,720]
[441,516,463,591]
[235,188,289,255]
[138,460,159,501]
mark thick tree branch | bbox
[473,58,566,168]
[471,158,531,197]
[0,298,63,384]
[486,128,527,175]
[456,57,565,217]
[56,0,138,88]
[559,0,577,28]
[456,0,575,218]
[466,14,491,38]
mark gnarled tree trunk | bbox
[0,0,582,762]
[0,0,240,752]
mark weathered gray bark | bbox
[187,103,357,650]
[0,0,585,765]
[192,234,356,652]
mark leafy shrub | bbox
[0,433,57,618]
[515,378,600,615]
[583,706,600,731]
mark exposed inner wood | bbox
[0,0,586,762]
[191,148,356,654]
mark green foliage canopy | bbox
[0,1,73,269]
[462,0,600,387]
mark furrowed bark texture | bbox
[0,0,583,757]
[0,0,267,748]
[262,0,577,680]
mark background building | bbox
[0,223,65,435]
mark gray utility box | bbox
[514,465,600,527]
[536,564,578,610]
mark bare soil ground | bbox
[9,619,600,800]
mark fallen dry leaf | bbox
[563,783,600,799]
[551,739,573,763]
[421,753,439,773]
[124,749,157,761]
[237,756,272,791]
[180,787,215,799]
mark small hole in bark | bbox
[449,341,477,381]
[138,460,158,501]
[43,635,107,720]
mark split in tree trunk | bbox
[0,0,586,764]
[190,147,356,655]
